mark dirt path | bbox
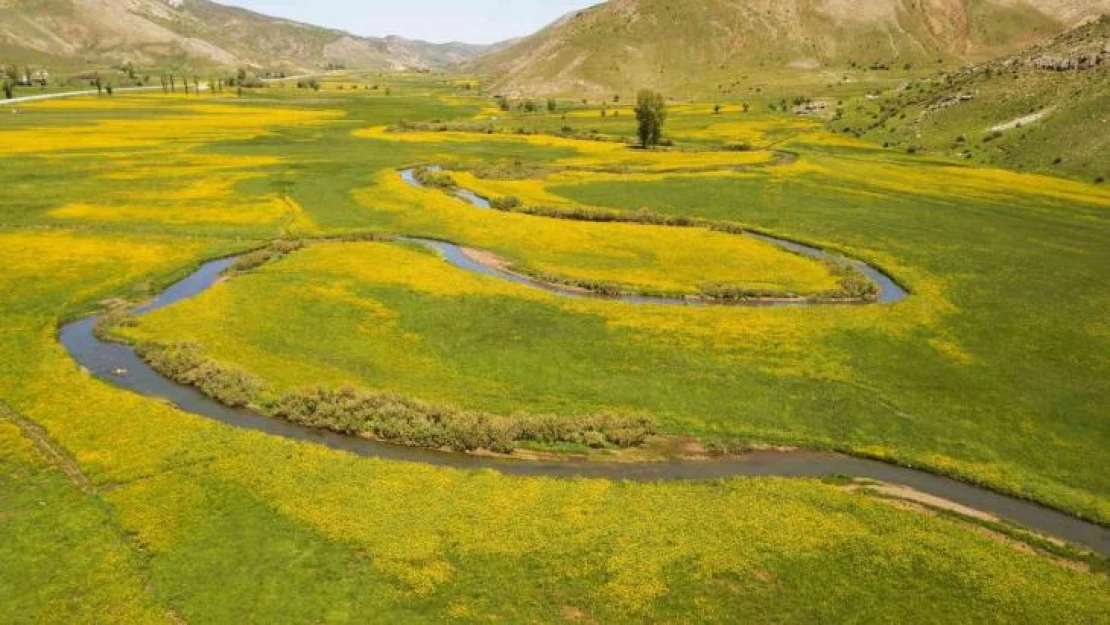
[2,86,169,106]
[0,71,337,106]
[0,399,92,492]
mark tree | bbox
[546,98,557,113]
[2,79,12,100]
[634,90,667,148]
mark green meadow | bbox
[1,76,1108,621]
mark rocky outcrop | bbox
[1032,54,1105,71]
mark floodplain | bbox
[1,75,1108,622]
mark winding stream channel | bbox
[399,168,908,305]
[56,173,1109,556]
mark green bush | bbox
[490,196,522,210]
[230,240,304,273]
[134,344,658,454]
[413,167,456,189]
[826,262,879,301]
[136,342,260,407]
[268,386,655,453]
[93,309,137,340]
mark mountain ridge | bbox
[0,0,490,72]
[464,0,1110,96]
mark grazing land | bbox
[1,75,1108,622]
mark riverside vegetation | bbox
[0,74,1108,622]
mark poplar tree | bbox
[635,90,668,148]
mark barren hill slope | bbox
[0,0,487,72]
[465,0,1110,96]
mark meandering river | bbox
[57,220,1108,556]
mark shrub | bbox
[699,283,794,302]
[826,262,879,301]
[230,239,304,273]
[268,386,656,453]
[136,342,260,408]
[93,309,137,340]
[466,160,550,180]
[490,196,521,210]
[413,167,456,189]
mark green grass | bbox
[0,79,1108,621]
[0,418,166,623]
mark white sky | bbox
[219,0,601,44]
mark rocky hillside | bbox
[465,0,1110,97]
[832,15,1109,181]
[0,0,488,72]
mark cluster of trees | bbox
[158,74,204,94]
[296,77,320,91]
[493,95,559,114]
[2,64,41,99]
[487,89,670,149]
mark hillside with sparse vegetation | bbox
[831,15,1108,181]
[464,0,1110,97]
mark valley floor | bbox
[0,75,1107,622]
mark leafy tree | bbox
[634,90,667,148]
[546,98,557,113]
[2,79,12,100]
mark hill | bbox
[831,15,1109,181]
[0,0,488,73]
[464,0,1110,97]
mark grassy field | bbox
[1,77,1108,621]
